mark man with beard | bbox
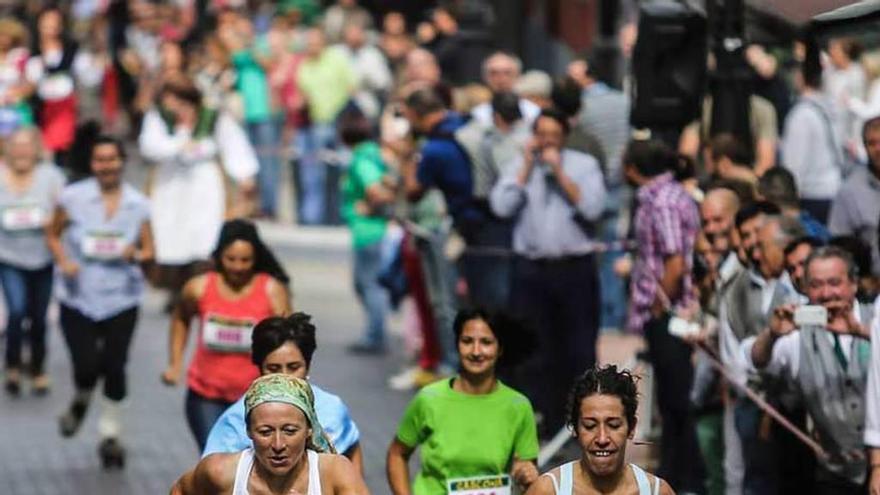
[748,246,872,494]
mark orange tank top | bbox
[187,272,275,402]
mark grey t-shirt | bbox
[0,163,65,269]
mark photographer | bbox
[746,246,872,493]
[490,108,606,437]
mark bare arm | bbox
[511,459,539,490]
[266,278,292,315]
[327,454,371,495]
[869,448,880,495]
[45,205,78,276]
[161,276,204,385]
[364,182,396,208]
[753,137,776,176]
[386,438,414,495]
[171,454,235,495]
[401,156,424,202]
[523,473,554,495]
[344,442,365,480]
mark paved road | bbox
[0,225,646,494]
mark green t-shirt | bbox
[396,379,539,495]
[341,141,388,248]
[231,49,271,123]
[296,47,354,124]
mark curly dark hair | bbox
[567,365,639,433]
[251,313,317,368]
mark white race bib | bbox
[81,231,127,261]
[1,204,44,231]
[447,475,511,495]
[202,314,255,353]
[38,73,74,100]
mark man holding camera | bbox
[747,246,872,494]
[490,108,606,437]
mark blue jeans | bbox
[247,119,282,217]
[185,388,234,452]
[598,184,628,330]
[353,242,390,347]
[734,397,779,495]
[295,123,337,225]
[0,263,53,374]
[413,229,458,370]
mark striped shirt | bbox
[579,83,630,185]
[628,173,700,333]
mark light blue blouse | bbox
[202,383,361,457]
[55,178,150,321]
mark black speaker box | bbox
[630,1,708,129]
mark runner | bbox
[203,313,364,475]
[526,366,675,495]
[45,135,153,468]
[161,218,291,450]
[0,127,64,395]
[171,374,368,495]
[386,308,540,494]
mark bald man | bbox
[701,188,740,254]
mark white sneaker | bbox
[388,366,421,391]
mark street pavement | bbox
[0,223,646,494]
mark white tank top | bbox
[232,448,322,495]
[541,461,661,495]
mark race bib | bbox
[38,73,74,100]
[81,231,127,261]
[447,475,511,495]
[1,204,44,231]
[202,314,255,353]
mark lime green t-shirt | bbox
[296,47,355,124]
[396,379,539,495]
[341,141,388,248]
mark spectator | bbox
[471,51,540,127]
[747,246,872,493]
[783,236,823,296]
[339,111,394,354]
[782,55,843,224]
[758,166,831,242]
[337,21,392,120]
[829,116,880,276]
[624,138,703,492]
[491,108,606,436]
[401,47,441,87]
[829,235,877,303]
[514,70,553,110]
[295,27,355,225]
[322,0,373,45]
[0,17,33,139]
[380,11,414,82]
[706,133,757,187]
[824,37,866,167]
[424,4,466,86]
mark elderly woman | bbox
[0,127,64,394]
[172,374,368,495]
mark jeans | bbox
[353,242,390,347]
[734,398,778,495]
[598,184,628,330]
[247,119,283,217]
[295,123,337,225]
[185,388,234,452]
[413,229,458,370]
[0,263,53,374]
[59,305,138,401]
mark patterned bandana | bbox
[244,374,333,453]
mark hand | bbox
[768,304,797,338]
[826,301,867,338]
[122,245,138,263]
[870,465,880,495]
[59,259,79,278]
[512,461,539,488]
[613,256,632,277]
[161,365,182,386]
[540,146,562,170]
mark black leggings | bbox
[59,305,138,401]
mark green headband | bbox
[244,374,333,453]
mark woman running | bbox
[171,374,367,495]
[526,365,674,495]
[46,134,153,468]
[161,219,290,450]
[203,313,364,475]
[0,127,64,394]
[386,308,540,494]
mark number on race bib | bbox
[447,475,511,495]
[81,231,127,260]
[1,205,45,231]
[202,314,255,353]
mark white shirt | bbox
[472,98,541,128]
[863,296,880,447]
[742,300,862,380]
[781,93,843,200]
